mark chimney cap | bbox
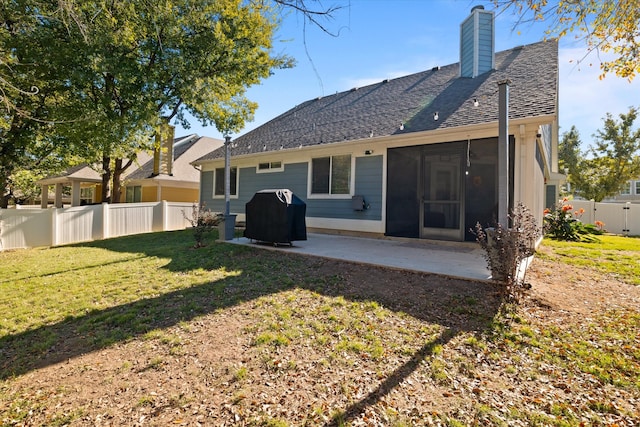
[471,5,485,12]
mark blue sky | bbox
[175,0,639,148]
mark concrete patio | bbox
[225,233,492,282]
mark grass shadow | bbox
[326,328,458,426]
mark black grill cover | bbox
[244,189,307,244]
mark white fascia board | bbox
[386,116,557,149]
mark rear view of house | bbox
[194,6,561,242]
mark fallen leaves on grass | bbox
[2,253,639,426]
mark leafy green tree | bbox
[561,107,640,202]
[2,0,343,206]
[1,0,82,207]
[494,0,640,80]
[1,0,291,204]
[558,125,581,175]
[61,0,294,202]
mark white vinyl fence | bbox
[570,200,640,236]
[0,201,195,251]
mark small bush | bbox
[543,198,604,242]
[474,203,540,303]
[182,203,222,248]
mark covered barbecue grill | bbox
[244,189,307,245]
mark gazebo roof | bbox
[37,164,102,185]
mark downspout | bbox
[224,135,231,217]
[498,80,510,226]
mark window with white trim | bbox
[311,154,351,195]
[214,167,237,196]
[635,181,640,195]
[257,161,283,173]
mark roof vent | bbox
[382,78,389,83]
[432,66,440,71]
[351,87,358,91]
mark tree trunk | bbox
[112,158,123,203]
[101,156,112,203]
[0,193,11,209]
[111,157,134,204]
[0,172,10,208]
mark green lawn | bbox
[3,232,634,343]
[1,230,238,338]
[1,230,638,426]
[0,229,304,358]
[537,234,640,285]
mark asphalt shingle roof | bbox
[197,40,557,162]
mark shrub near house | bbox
[543,198,604,241]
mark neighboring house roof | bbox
[38,134,221,187]
[126,134,223,183]
[38,164,102,185]
[196,40,558,162]
[38,153,155,186]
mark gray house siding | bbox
[545,184,557,209]
[239,163,309,202]
[477,12,494,73]
[305,155,383,220]
[200,170,214,206]
[200,163,308,214]
[200,157,383,222]
[354,155,383,220]
[460,19,474,77]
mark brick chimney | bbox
[460,5,495,78]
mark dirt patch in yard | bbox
[526,250,640,316]
[2,248,639,426]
